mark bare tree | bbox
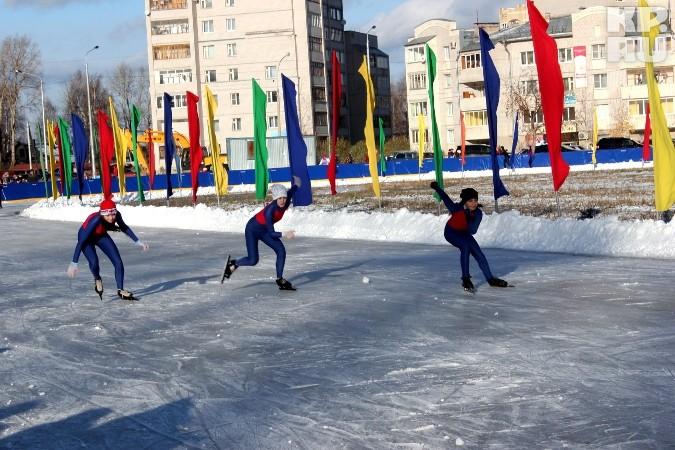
[0,35,41,169]
[505,69,546,150]
[108,63,151,129]
[390,75,408,136]
[63,69,109,131]
[609,99,632,137]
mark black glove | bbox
[430,181,439,190]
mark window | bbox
[445,74,452,88]
[443,46,450,60]
[408,72,426,90]
[626,38,642,54]
[409,101,428,117]
[157,94,187,109]
[232,118,242,131]
[326,27,343,42]
[592,44,606,59]
[376,56,388,69]
[227,43,237,56]
[265,65,277,79]
[465,110,488,126]
[461,53,481,69]
[446,102,454,119]
[213,120,220,132]
[594,73,607,88]
[528,110,544,123]
[630,98,673,115]
[268,116,279,128]
[266,90,278,103]
[310,36,322,51]
[159,69,192,84]
[226,18,236,31]
[310,62,324,77]
[411,129,429,144]
[202,20,214,33]
[407,46,425,63]
[310,13,321,28]
[229,68,238,81]
[656,36,672,52]
[328,7,342,21]
[226,0,234,5]
[520,80,538,95]
[312,87,326,101]
[205,70,216,82]
[563,77,574,92]
[562,107,575,121]
[558,48,572,62]
[314,112,327,126]
[447,129,455,145]
[203,45,214,59]
[151,19,189,36]
[231,93,240,105]
[200,0,212,7]
[520,51,534,65]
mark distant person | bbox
[67,199,149,301]
[500,145,510,169]
[346,153,354,164]
[429,182,509,293]
[528,145,535,168]
[0,178,4,208]
[319,153,329,165]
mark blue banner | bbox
[71,113,88,200]
[281,75,312,206]
[163,92,175,198]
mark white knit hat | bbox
[270,184,287,200]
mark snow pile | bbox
[21,195,675,259]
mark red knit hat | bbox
[99,199,117,216]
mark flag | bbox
[640,0,675,210]
[71,114,88,200]
[147,130,156,190]
[46,120,58,200]
[252,79,269,200]
[510,111,519,167]
[109,97,126,196]
[130,104,145,202]
[186,91,203,204]
[204,86,228,196]
[163,92,176,198]
[460,110,466,165]
[54,123,65,196]
[96,110,114,200]
[527,0,570,191]
[592,106,598,166]
[378,117,386,176]
[282,75,312,205]
[418,114,426,168]
[479,28,509,200]
[425,43,444,191]
[643,103,651,162]
[357,55,381,198]
[328,49,342,195]
[57,117,73,198]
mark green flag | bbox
[130,105,145,203]
[57,117,73,199]
[378,117,386,176]
[425,43,444,194]
[252,79,269,200]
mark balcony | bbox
[465,125,488,142]
[153,44,191,61]
[150,0,187,10]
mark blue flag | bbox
[281,75,312,206]
[511,111,519,168]
[71,113,88,200]
[163,92,175,198]
[479,28,509,201]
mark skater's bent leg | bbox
[81,243,101,280]
[97,235,125,290]
[444,227,471,278]
[260,233,286,278]
[235,226,261,267]
[467,236,494,281]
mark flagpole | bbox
[555,191,561,217]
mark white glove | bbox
[136,240,149,251]
[67,262,79,278]
[292,175,302,188]
[282,230,296,239]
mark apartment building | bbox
[145,0,346,167]
[406,3,675,152]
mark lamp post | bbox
[365,25,376,118]
[84,45,100,178]
[277,52,291,135]
[16,69,48,198]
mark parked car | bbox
[450,143,492,157]
[522,143,578,153]
[596,137,641,149]
[386,151,434,161]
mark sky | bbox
[1,0,519,106]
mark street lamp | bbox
[365,25,376,79]
[84,45,100,178]
[15,69,48,198]
[277,52,291,135]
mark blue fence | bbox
[1,148,644,201]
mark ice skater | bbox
[430,182,508,293]
[67,199,149,300]
[222,182,298,290]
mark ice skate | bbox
[462,277,475,294]
[221,255,238,283]
[276,277,296,291]
[94,278,103,301]
[117,289,138,301]
[488,277,509,288]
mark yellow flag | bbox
[46,120,58,200]
[418,114,426,168]
[592,107,598,166]
[109,97,126,196]
[357,56,381,198]
[640,0,675,211]
[205,85,228,195]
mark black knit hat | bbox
[460,188,478,203]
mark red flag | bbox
[186,91,203,204]
[54,123,65,195]
[96,110,115,200]
[643,103,651,161]
[527,0,570,191]
[147,130,156,189]
[328,49,342,195]
[460,110,466,165]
